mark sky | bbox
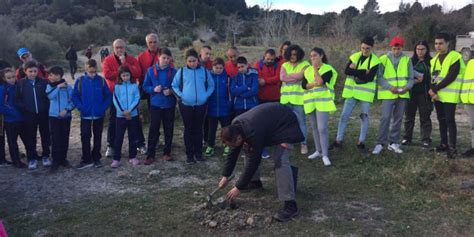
[246,0,473,14]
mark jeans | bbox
[284,104,307,144]
[336,98,371,143]
[376,99,406,145]
[308,111,330,156]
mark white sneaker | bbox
[372,144,383,155]
[42,156,51,167]
[308,151,322,159]
[388,143,403,154]
[322,156,332,166]
[300,144,308,155]
[105,147,114,157]
[28,160,38,170]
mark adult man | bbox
[461,59,474,157]
[429,33,465,158]
[200,45,213,70]
[219,103,303,222]
[255,49,281,103]
[225,47,239,78]
[65,45,78,79]
[15,48,48,80]
[102,39,144,157]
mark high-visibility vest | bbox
[377,54,410,99]
[461,59,474,104]
[341,52,380,103]
[280,60,311,105]
[303,64,337,114]
[430,51,465,104]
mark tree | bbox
[341,6,359,22]
[256,0,283,46]
[362,0,380,14]
[0,15,19,64]
[351,12,387,41]
[223,13,244,45]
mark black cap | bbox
[361,36,375,47]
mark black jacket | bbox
[15,77,49,114]
[222,102,304,189]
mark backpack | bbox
[77,75,106,97]
[178,67,208,91]
[258,59,278,71]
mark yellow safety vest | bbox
[430,51,465,104]
[341,52,380,103]
[303,64,337,114]
[280,60,311,105]
[461,59,474,104]
[377,54,410,99]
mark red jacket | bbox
[137,49,174,84]
[102,54,141,93]
[16,63,48,81]
[201,59,213,70]
[225,60,239,78]
[254,60,281,101]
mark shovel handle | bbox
[210,174,235,196]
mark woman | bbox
[302,47,337,167]
[280,44,310,155]
[172,48,215,164]
[401,40,433,148]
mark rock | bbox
[246,216,254,226]
[461,180,474,190]
[264,217,272,225]
[193,191,199,196]
[117,171,130,178]
[209,221,218,228]
[147,170,160,178]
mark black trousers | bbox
[434,101,457,148]
[179,103,206,160]
[403,93,433,142]
[50,117,71,166]
[147,106,175,158]
[23,112,50,161]
[203,115,209,145]
[113,116,139,161]
[80,118,104,163]
[0,124,5,163]
[69,60,77,76]
[4,121,27,163]
[207,116,231,147]
[107,106,116,148]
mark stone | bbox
[147,170,160,178]
[209,221,218,228]
[246,216,254,226]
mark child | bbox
[46,66,75,172]
[72,59,112,169]
[0,68,27,168]
[230,56,259,116]
[111,66,141,168]
[143,48,177,165]
[14,61,51,170]
[204,58,231,157]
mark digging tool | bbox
[206,174,234,207]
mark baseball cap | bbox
[390,37,405,47]
[17,48,30,58]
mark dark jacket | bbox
[65,48,78,61]
[0,84,23,122]
[222,103,304,189]
[14,77,49,115]
[207,70,231,117]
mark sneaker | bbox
[223,146,231,156]
[186,158,196,165]
[144,157,155,165]
[105,147,114,157]
[204,147,215,157]
[308,151,322,160]
[261,149,270,159]
[401,139,411,145]
[111,160,120,168]
[94,160,103,168]
[75,161,94,170]
[357,143,367,153]
[300,144,308,155]
[435,144,449,152]
[137,145,147,155]
[322,156,332,166]
[195,156,206,162]
[462,148,474,157]
[42,156,52,167]
[422,141,431,148]
[28,160,38,170]
[273,201,298,222]
[240,180,263,192]
[328,141,342,150]
[387,143,403,154]
[372,144,384,155]
[129,158,140,166]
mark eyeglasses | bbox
[114,46,125,49]
[361,47,371,50]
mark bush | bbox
[17,29,61,63]
[239,36,256,46]
[76,16,119,47]
[176,36,193,50]
[128,34,146,46]
[35,19,78,49]
[0,15,19,65]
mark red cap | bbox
[390,36,405,47]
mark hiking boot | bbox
[162,154,173,161]
[328,141,342,150]
[129,158,140,166]
[105,147,114,157]
[94,160,103,168]
[462,148,474,158]
[273,201,299,222]
[388,143,403,154]
[435,144,449,152]
[75,161,93,170]
[261,149,270,159]
[144,157,155,165]
[401,139,411,145]
[137,145,147,155]
[372,144,383,155]
[322,156,332,167]
[240,180,263,192]
[28,160,38,170]
[204,147,215,157]
[308,151,322,160]
[223,146,231,156]
[111,160,120,168]
[300,144,308,155]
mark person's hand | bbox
[219,176,229,189]
[349,63,356,69]
[428,89,435,97]
[431,94,439,101]
[163,88,171,96]
[390,87,399,94]
[154,85,162,93]
[59,110,67,117]
[123,110,131,120]
[258,78,265,86]
[312,61,320,69]
[399,87,408,94]
[119,55,125,64]
[416,76,423,83]
[280,143,289,149]
[226,187,240,200]
[58,82,67,88]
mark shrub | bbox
[239,36,256,46]
[0,15,19,65]
[176,36,193,50]
[17,29,61,63]
[128,34,146,46]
